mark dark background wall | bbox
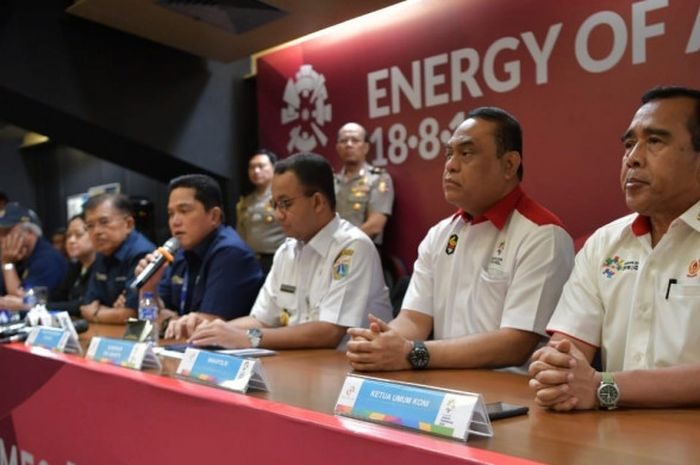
[0,0,258,241]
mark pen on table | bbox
[665,278,677,300]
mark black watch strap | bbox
[407,340,430,370]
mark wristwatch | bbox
[246,328,263,348]
[407,340,430,370]
[2,263,14,271]
[597,372,620,410]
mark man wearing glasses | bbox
[80,193,154,324]
[182,153,392,350]
[335,122,394,245]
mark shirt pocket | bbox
[469,268,510,331]
[661,285,700,364]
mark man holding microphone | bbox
[135,174,263,337]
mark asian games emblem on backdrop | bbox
[281,64,332,154]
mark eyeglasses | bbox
[85,216,127,231]
[269,195,307,212]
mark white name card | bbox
[175,347,268,393]
[25,326,82,355]
[335,374,493,441]
[86,337,161,371]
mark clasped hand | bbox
[528,338,600,411]
[345,314,412,371]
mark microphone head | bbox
[163,237,181,254]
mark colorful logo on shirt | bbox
[333,248,354,280]
[445,234,458,255]
[688,259,700,278]
[602,256,623,278]
[601,256,639,278]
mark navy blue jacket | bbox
[158,225,264,319]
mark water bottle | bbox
[22,288,37,310]
[138,291,158,344]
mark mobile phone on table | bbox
[486,402,529,420]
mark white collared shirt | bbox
[250,215,392,348]
[548,199,700,371]
[403,190,574,341]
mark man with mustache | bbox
[530,86,700,411]
[346,107,574,371]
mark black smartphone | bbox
[486,402,529,420]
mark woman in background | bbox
[48,214,96,316]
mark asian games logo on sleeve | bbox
[281,64,333,154]
[602,255,639,278]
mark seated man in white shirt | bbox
[346,107,575,371]
[529,86,700,411]
[177,153,392,350]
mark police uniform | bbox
[158,225,263,320]
[250,215,392,349]
[334,162,394,244]
[403,186,574,368]
[548,199,700,372]
[236,186,285,272]
[83,230,155,310]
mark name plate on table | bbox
[175,347,268,393]
[25,326,82,355]
[86,337,161,371]
[334,374,493,442]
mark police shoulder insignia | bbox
[333,248,354,280]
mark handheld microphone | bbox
[130,238,180,290]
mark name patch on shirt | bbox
[115,276,127,282]
[333,248,354,280]
[171,275,184,285]
[280,284,296,294]
[96,272,108,281]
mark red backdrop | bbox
[257,0,700,268]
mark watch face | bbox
[247,328,262,348]
[408,342,430,369]
[598,384,619,405]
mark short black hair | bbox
[84,193,133,217]
[0,191,8,203]
[274,153,336,210]
[252,149,278,164]
[467,106,524,180]
[168,174,223,212]
[641,86,700,151]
